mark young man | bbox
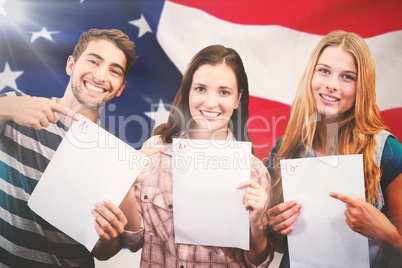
[0,28,138,267]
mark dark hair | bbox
[153,44,250,143]
[72,28,138,82]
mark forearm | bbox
[268,227,286,253]
[0,96,13,124]
[119,186,142,232]
[381,173,402,265]
[92,236,123,260]
[377,228,402,264]
[247,221,270,265]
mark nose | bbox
[93,66,107,83]
[326,74,339,91]
[204,92,218,108]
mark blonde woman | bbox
[265,30,402,267]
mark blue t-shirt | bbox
[380,135,402,189]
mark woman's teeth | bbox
[320,94,339,102]
[201,111,219,117]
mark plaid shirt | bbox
[122,131,273,267]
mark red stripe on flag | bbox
[381,108,402,141]
[248,96,290,162]
[169,0,402,37]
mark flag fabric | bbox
[1,0,401,164]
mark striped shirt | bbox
[122,132,274,268]
[0,91,94,267]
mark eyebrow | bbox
[316,63,357,75]
[193,82,234,90]
[86,53,125,74]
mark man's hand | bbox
[0,96,79,129]
[92,200,127,242]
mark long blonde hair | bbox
[272,30,389,206]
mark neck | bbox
[313,120,339,156]
[188,128,228,141]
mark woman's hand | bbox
[330,192,400,244]
[238,180,270,264]
[238,180,268,228]
[266,201,301,235]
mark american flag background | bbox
[0,0,401,266]
[1,0,401,162]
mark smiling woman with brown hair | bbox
[92,44,274,267]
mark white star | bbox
[30,27,59,43]
[80,0,84,3]
[144,99,170,130]
[129,14,152,38]
[0,0,6,16]
[0,62,23,92]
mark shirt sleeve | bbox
[0,117,5,136]
[0,90,25,97]
[243,248,274,267]
[141,135,164,150]
[121,229,144,253]
[121,211,145,252]
[380,135,402,189]
[120,154,149,252]
[0,90,24,135]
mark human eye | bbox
[318,68,330,74]
[110,69,122,77]
[341,74,357,81]
[194,86,205,92]
[220,90,230,96]
[315,64,330,75]
[88,59,98,65]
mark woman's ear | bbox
[235,89,243,109]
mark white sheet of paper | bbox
[28,115,148,251]
[280,154,369,268]
[172,138,251,250]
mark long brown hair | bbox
[153,45,250,143]
[272,30,389,206]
